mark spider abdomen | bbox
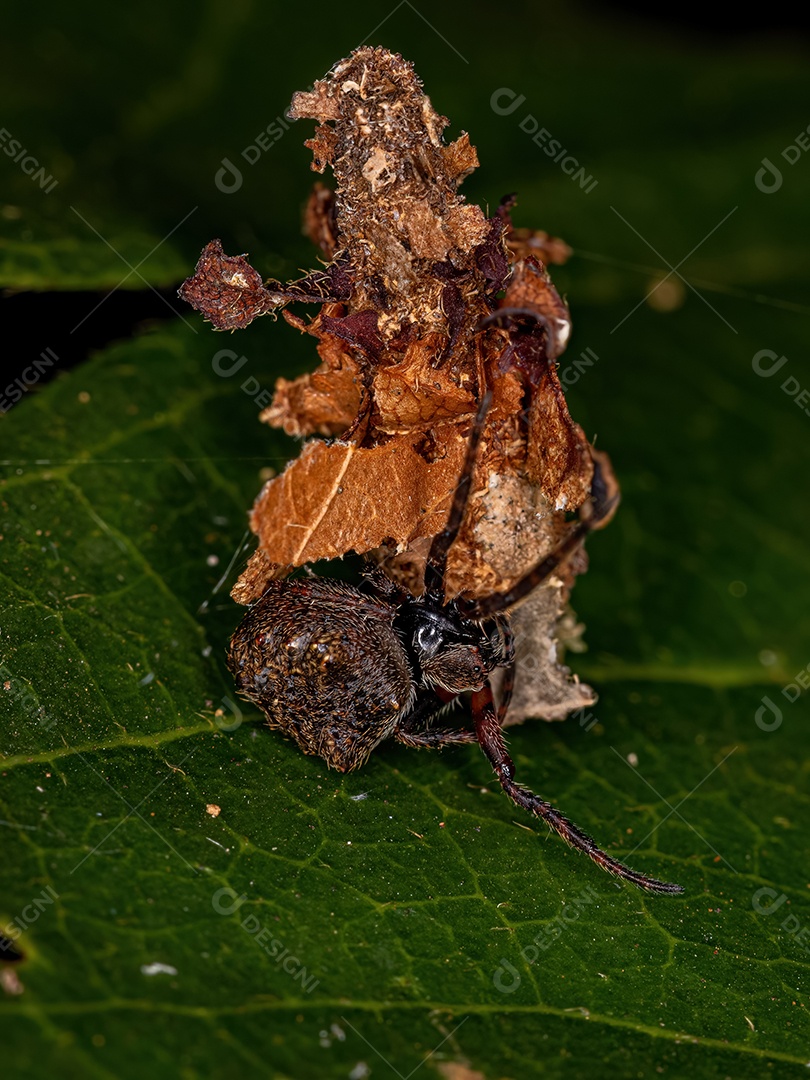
[227,578,415,771]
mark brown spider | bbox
[228,393,684,895]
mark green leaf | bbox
[3,3,810,1077]
[2,296,809,1076]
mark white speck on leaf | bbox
[140,963,177,977]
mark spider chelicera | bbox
[228,391,683,895]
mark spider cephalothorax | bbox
[228,394,683,895]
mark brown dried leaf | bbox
[441,132,480,183]
[259,306,365,438]
[238,429,470,603]
[525,362,593,510]
[498,255,572,360]
[506,226,573,267]
[178,239,276,331]
[304,182,339,259]
[372,334,477,434]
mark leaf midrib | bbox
[8,997,808,1066]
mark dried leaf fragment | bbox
[236,428,469,603]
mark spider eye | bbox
[415,623,442,657]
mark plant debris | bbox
[180,45,619,724]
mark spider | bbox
[228,392,684,895]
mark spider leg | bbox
[395,727,477,749]
[423,390,492,600]
[471,682,684,894]
[496,660,515,728]
[394,688,476,749]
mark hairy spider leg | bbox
[423,390,493,600]
[394,687,477,749]
[395,726,478,749]
[471,682,684,894]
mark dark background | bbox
[2,1,808,384]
